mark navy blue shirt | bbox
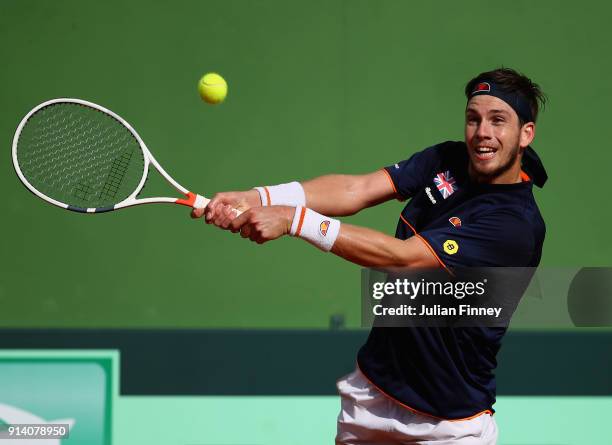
[357,140,546,419]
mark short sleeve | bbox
[418,211,535,268]
[383,144,444,200]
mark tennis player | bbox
[194,67,547,444]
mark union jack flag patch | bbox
[433,171,457,199]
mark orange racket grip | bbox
[176,192,243,215]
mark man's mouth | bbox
[473,146,498,161]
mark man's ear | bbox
[520,122,536,148]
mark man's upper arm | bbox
[353,145,442,208]
[354,169,401,208]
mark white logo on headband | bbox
[472,82,491,95]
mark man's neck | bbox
[468,163,523,185]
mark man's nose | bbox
[476,121,493,139]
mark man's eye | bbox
[492,117,505,124]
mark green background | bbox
[1,2,610,444]
[1,0,610,329]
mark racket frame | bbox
[12,98,210,213]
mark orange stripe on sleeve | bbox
[399,213,453,276]
[381,168,398,195]
[399,213,418,235]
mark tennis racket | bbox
[12,98,237,215]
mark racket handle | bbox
[195,194,243,216]
[193,194,210,209]
[179,192,243,216]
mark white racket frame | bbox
[12,98,211,213]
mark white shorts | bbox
[336,368,498,445]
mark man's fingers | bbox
[217,205,235,229]
[205,193,231,220]
[207,202,228,225]
[205,201,220,222]
[230,210,251,232]
[191,207,205,219]
[207,193,226,210]
[252,234,266,244]
[240,225,251,238]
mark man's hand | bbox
[191,189,261,228]
[229,206,296,244]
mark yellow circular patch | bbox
[443,240,459,255]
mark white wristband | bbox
[254,181,306,207]
[289,206,340,252]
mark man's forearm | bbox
[224,205,439,269]
[329,224,440,268]
[302,171,396,216]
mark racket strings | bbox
[100,150,134,200]
[16,102,145,209]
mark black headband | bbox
[469,80,534,123]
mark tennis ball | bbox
[198,72,227,104]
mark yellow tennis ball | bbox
[198,73,227,104]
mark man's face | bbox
[464,95,533,183]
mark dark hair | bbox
[464,68,547,123]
